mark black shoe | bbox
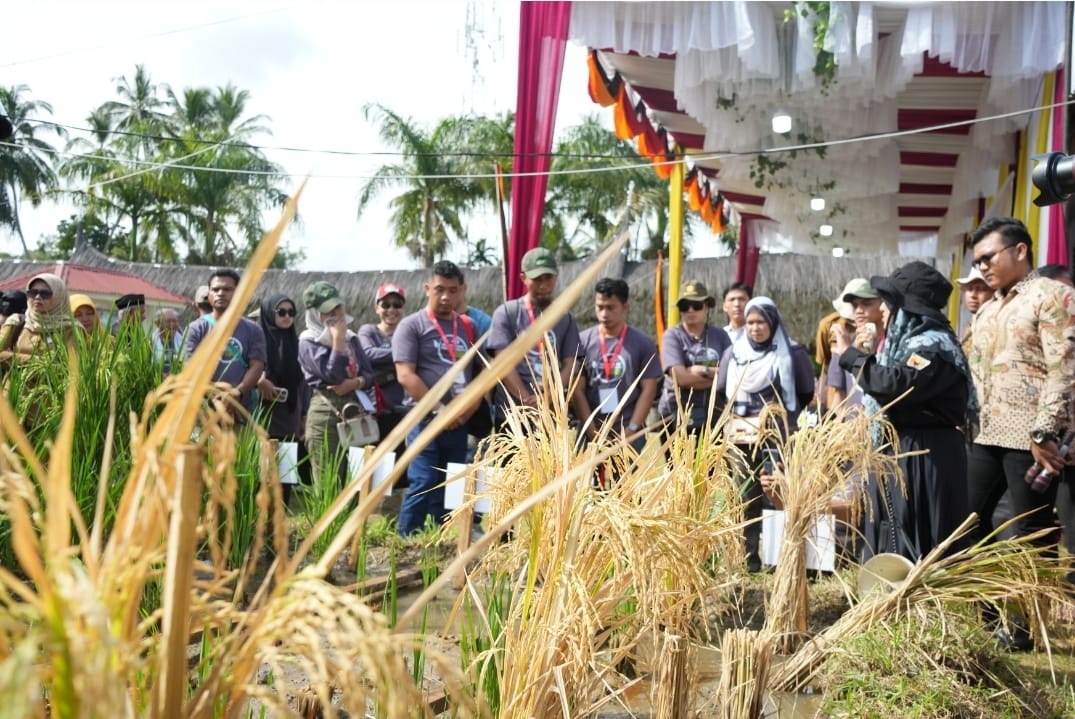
[994,624,1034,652]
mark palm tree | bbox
[543,114,683,261]
[166,83,290,266]
[358,105,514,267]
[0,85,65,257]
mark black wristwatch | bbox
[1030,429,1057,445]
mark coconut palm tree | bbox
[0,84,65,257]
[543,114,683,261]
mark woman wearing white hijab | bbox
[716,296,814,572]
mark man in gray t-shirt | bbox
[487,247,582,425]
[393,260,481,535]
[573,278,661,453]
[184,268,267,412]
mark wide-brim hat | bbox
[870,261,951,324]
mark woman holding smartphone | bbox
[256,294,308,443]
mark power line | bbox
[3,97,1073,183]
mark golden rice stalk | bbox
[437,341,745,718]
[0,185,476,719]
[716,628,774,719]
[769,513,1070,693]
[763,408,901,654]
[652,631,696,719]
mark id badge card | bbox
[598,386,619,414]
[451,373,466,397]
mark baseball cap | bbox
[677,280,715,306]
[838,277,880,303]
[956,267,987,286]
[376,282,406,302]
[194,285,210,305]
[114,293,145,310]
[303,281,344,313]
[521,247,558,278]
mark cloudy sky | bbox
[3,0,599,271]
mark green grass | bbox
[817,606,1073,718]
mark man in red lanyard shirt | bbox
[573,277,661,455]
[394,260,481,535]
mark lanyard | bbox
[599,324,628,381]
[427,309,460,362]
[524,296,543,353]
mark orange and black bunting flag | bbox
[613,85,646,141]
[587,50,617,107]
[710,196,727,234]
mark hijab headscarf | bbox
[24,273,72,333]
[259,294,303,411]
[725,296,801,413]
[300,308,357,348]
[69,293,99,333]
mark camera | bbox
[0,290,27,317]
[1031,152,1075,207]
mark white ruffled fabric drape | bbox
[570,1,1065,254]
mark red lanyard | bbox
[524,296,543,353]
[427,309,460,362]
[599,324,628,380]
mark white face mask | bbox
[317,326,333,345]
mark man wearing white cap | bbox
[956,267,992,354]
[838,277,885,354]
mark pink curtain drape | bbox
[506,1,572,300]
[736,219,760,288]
[1047,67,1067,266]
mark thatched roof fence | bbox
[0,243,944,347]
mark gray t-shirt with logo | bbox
[486,298,582,418]
[578,324,661,428]
[393,310,476,406]
[184,315,267,388]
[658,324,732,426]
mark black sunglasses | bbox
[276,307,297,317]
[27,288,53,300]
[677,300,707,312]
[380,300,404,310]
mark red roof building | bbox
[0,261,190,312]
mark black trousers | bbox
[966,442,1059,550]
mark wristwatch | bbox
[1031,429,1057,445]
[627,422,642,433]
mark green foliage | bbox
[818,607,1069,718]
[544,113,682,261]
[358,104,514,266]
[784,2,838,92]
[0,84,66,257]
[459,570,513,716]
[55,66,301,267]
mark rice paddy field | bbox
[2,198,1075,718]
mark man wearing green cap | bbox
[184,268,267,412]
[838,277,885,353]
[487,247,582,427]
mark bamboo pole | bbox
[667,151,685,327]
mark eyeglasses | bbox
[276,307,297,317]
[677,301,706,312]
[973,244,1018,270]
[380,301,404,310]
[27,288,53,300]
